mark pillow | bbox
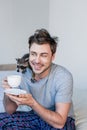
[73,88,87,130]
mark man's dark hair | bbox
[28,29,58,55]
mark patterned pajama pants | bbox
[0,111,76,130]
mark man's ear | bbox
[52,53,56,61]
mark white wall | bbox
[49,0,87,89]
[0,0,49,64]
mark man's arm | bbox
[2,78,18,114]
[3,94,18,114]
[32,100,71,129]
[7,93,71,128]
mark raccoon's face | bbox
[16,58,28,73]
[16,53,30,73]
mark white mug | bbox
[7,75,21,88]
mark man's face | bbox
[29,43,55,76]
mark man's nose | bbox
[35,56,41,63]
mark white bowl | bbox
[7,75,21,88]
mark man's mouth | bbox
[33,64,43,70]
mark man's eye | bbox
[31,53,36,56]
[42,55,48,57]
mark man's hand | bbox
[6,93,35,107]
[2,77,11,89]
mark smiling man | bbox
[29,43,54,80]
[1,29,76,130]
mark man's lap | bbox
[0,111,75,130]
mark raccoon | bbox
[16,53,30,73]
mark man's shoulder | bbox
[21,67,32,77]
[51,63,73,79]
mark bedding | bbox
[73,88,87,130]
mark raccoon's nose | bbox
[17,69,19,72]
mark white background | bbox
[49,0,87,89]
[0,0,49,64]
[0,0,87,89]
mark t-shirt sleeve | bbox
[55,71,73,103]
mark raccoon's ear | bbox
[16,58,19,61]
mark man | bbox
[1,29,76,129]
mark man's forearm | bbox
[3,94,18,114]
[31,101,66,129]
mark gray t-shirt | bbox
[19,63,74,118]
